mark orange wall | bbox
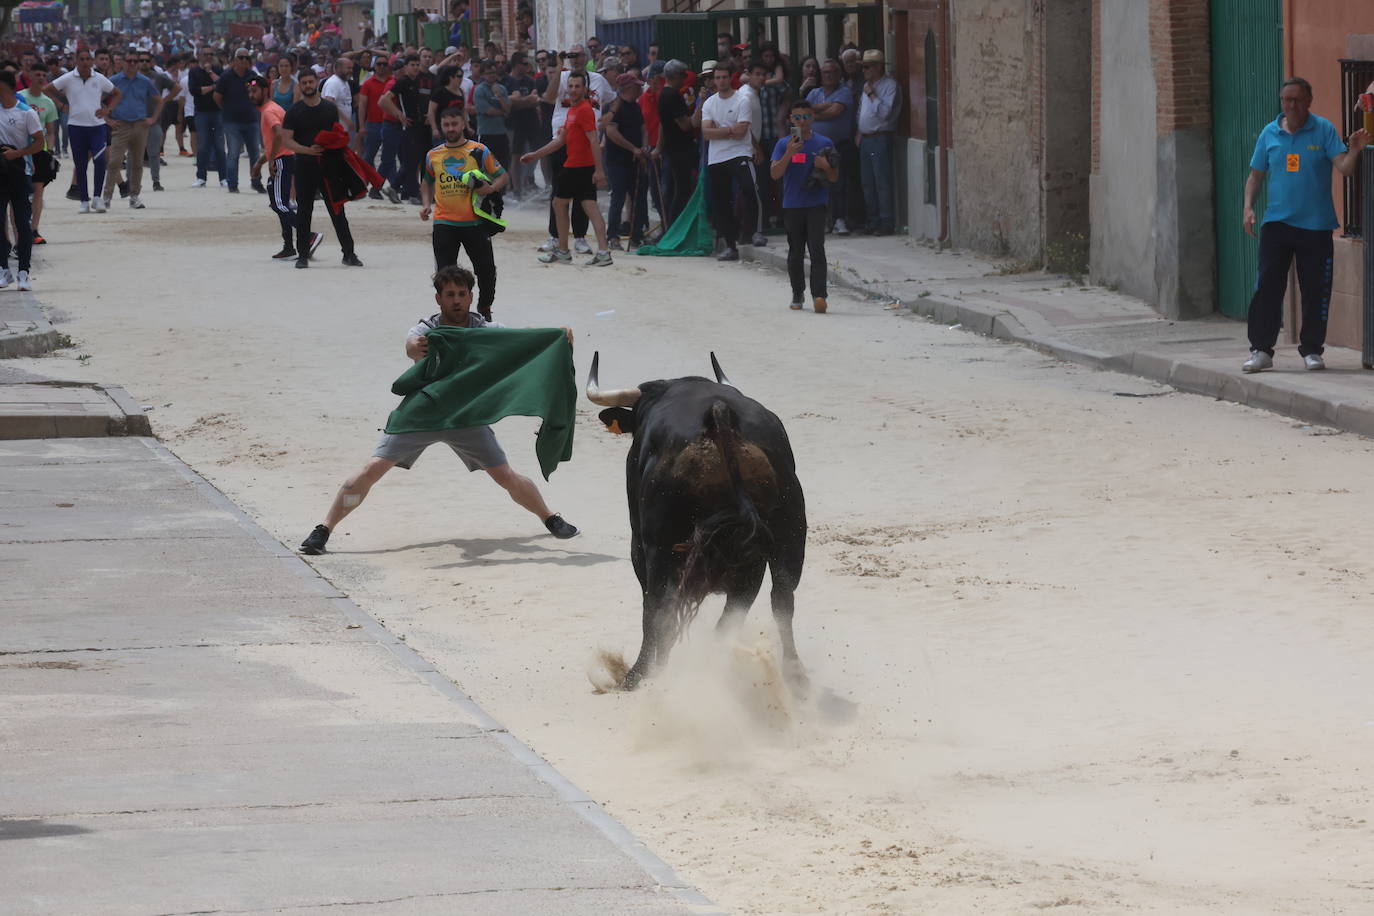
[1286,0,1374,226]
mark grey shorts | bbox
[373,426,507,471]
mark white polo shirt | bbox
[52,70,115,127]
[321,73,353,121]
[550,69,610,131]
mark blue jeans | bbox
[605,157,648,242]
[222,119,260,190]
[0,167,34,272]
[379,121,402,188]
[858,133,894,229]
[363,122,384,172]
[194,110,225,181]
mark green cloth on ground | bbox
[637,170,714,257]
[385,327,575,479]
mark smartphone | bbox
[790,125,801,141]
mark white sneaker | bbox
[1304,354,1326,371]
[536,236,557,252]
[17,270,31,291]
[835,218,850,236]
[220,178,229,188]
[129,195,144,210]
[574,237,592,255]
[78,200,90,213]
[1241,350,1273,373]
[0,268,13,288]
[191,178,206,188]
[92,197,108,213]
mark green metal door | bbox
[1211,0,1283,318]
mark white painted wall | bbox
[1088,0,1159,299]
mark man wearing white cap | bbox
[856,49,899,234]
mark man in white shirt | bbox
[536,45,610,253]
[701,61,764,260]
[320,57,356,148]
[0,71,45,290]
[51,49,119,211]
[856,49,900,235]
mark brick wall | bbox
[1148,0,1212,135]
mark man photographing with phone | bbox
[771,98,836,313]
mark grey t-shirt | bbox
[408,312,506,338]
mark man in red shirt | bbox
[521,71,612,266]
[357,56,402,202]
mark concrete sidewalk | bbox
[748,236,1374,438]
[1,436,717,915]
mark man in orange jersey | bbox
[419,105,508,321]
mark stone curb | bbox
[142,437,725,914]
[745,246,1374,439]
[0,380,154,439]
[0,290,60,359]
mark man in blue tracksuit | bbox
[1242,77,1368,372]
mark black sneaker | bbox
[272,246,298,260]
[383,185,402,204]
[299,524,330,554]
[308,232,324,257]
[544,514,580,539]
[153,180,164,192]
[65,186,79,201]
[341,253,364,267]
[251,178,266,193]
[295,256,309,269]
[117,181,129,198]
[368,188,383,200]
[227,186,240,193]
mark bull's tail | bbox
[674,401,774,639]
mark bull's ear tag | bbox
[606,419,623,435]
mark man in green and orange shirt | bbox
[420,104,508,320]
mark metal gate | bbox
[1210,0,1283,319]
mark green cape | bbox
[385,327,575,479]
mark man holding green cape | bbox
[299,265,580,555]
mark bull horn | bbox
[710,352,734,387]
[586,352,642,407]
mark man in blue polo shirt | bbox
[1242,77,1368,372]
[104,52,161,211]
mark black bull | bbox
[587,353,808,691]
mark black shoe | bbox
[872,226,894,237]
[153,180,164,192]
[368,188,383,200]
[117,180,129,198]
[295,256,309,269]
[383,186,401,204]
[272,246,298,260]
[341,253,364,267]
[251,178,266,193]
[65,187,79,201]
[227,186,240,193]
[544,514,580,539]
[299,524,330,554]
[308,232,324,257]
[407,196,422,206]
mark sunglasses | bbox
[790,113,813,120]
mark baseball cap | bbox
[647,60,666,77]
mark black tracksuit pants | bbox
[432,223,496,320]
[294,155,355,259]
[707,155,762,249]
[1246,220,1333,357]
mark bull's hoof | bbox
[783,660,811,697]
[622,666,647,691]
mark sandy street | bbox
[16,155,1374,914]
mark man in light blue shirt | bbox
[105,54,161,209]
[856,49,900,235]
[805,59,855,235]
[1241,77,1367,372]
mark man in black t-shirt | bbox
[280,69,362,269]
[213,48,260,192]
[656,60,696,228]
[505,52,539,197]
[188,47,225,186]
[380,53,427,203]
[604,72,647,248]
